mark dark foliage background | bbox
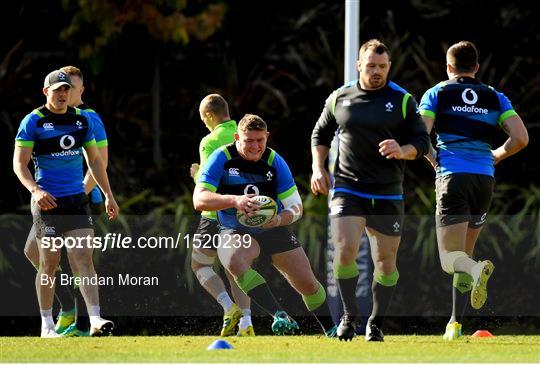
[1,0,538,334]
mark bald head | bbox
[199,94,231,131]
[200,94,230,118]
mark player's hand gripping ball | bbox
[237,195,278,227]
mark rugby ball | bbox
[237,195,278,227]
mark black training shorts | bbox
[32,193,93,238]
[330,192,404,236]
[89,199,105,216]
[435,173,495,228]
[194,216,220,251]
[220,226,301,256]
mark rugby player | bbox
[22,66,108,337]
[193,114,336,336]
[311,39,430,341]
[418,41,528,340]
[190,94,254,337]
[13,70,119,338]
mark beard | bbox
[367,75,385,89]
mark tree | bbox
[60,0,226,167]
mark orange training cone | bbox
[472,330,494,338]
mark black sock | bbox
[311,302,336,332]
[336,276,360,317]
[75,289,90,331]
[302,284,335,332]
[246,284,282,316]
[368,281,396,329]
[236,268,282,316]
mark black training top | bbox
[311,80,430,197]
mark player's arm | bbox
[84,143,119,219]
[380,94,430,161]
[193,147,258,214]
[279,189,302,225]
[311,92,337,195]
[191,137,215,183]
[262,189,302,228]
[492,114,528,165]
[311,145,330,195]
[84,146,108,194]
[420,116,437,168]
[193,186,257,214]
[263,152,303,228]
[190,163,199,181]
[83,112,108,193]
[418,86,440,167]
[378,140,418,160]
[13,145,57,210]
[13,114,57,209]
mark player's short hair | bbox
[238,114,267,132]
[200,94,229,117]
[358,39,391,62]
[59,65,83,81]
[447,41,478,73]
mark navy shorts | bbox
[436,173,494,228]
[220,226,301,256]
[31,193,93,238]
[330,192,404,236]
[195,216,221,251]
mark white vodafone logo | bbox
[244,184,260,195]
[452,88,488,114]
[461,88,478,105]
[60,135,76,150]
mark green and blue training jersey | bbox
[15,106,96,197]
[197,144,297,232]
[419,76,517,177]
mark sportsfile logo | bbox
[451,88,488,114]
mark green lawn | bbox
[1,335,539,363]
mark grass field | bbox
[1,335,539,363]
